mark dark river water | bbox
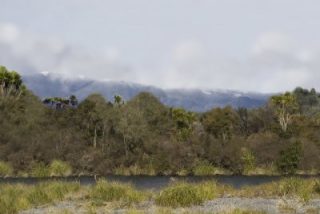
[0,175,318,190]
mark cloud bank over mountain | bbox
[0,19,319,93]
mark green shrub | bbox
[155,181,219,207]
[30,162,50,177]
[0,161,13,177]
[90,180,146,206]
[49,160,72,176]
[241,148,256,175]
[277,141,302,174]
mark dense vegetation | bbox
[1,65,320,176]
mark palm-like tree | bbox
[114,95,123,106]
[0,66,24,98]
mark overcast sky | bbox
[1,0,320,92]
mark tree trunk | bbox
[93,126,97,148]
[123,135,128,158]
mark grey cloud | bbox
[0,23,319,93]
[0,23,134,82]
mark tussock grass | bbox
[27,182,80,205]
[126,209,145,214]
[49,160,72,176]
[193,163,217,176]
[222,209,267,214]
[0,182,80,214]
[89,179,147,206]
[192,162,232,176]
[232,178,317,202]
[155,181,219,207]
[30,162,50,177]
[30,160,73,177]
[0,184,30,214]
[0,161,13,177]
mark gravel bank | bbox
[20,198,320,214]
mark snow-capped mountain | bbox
[23,72,270,112]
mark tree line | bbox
[1,65,320,176]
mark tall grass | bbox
[0,161,13,177]
[27,182,80,205]
[30,162,50,177]
[49,160,72,176]
[223,209,267,214]
[193,162,218,176]
[193,162,232,176]
[0,182,80,214]
[234,178,317,202]
[29,160,73,177]
[0,185,29,214]
[89,180,147,206]
[155,181,219,207]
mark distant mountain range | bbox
[23,72,271,112]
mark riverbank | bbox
[2,178,320,214]
[20,198,320,214]
[1,160,320,178]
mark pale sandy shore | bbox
[20,197,320,214]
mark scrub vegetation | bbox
[1,65,320,176]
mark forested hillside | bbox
[1,65,320,176]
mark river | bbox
[0,175,318,190]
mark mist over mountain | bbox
[23,72,270,112]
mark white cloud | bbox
[0,23,319,93]
[0,23,20,43]
[152,32,319,92]
[0,22,131,81]
[252,32,295,55]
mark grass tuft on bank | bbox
[89,179,147,206]
[155,181,220,207]
[234,177,318,202]
[0,182,80,214]
[0,161,13,177]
